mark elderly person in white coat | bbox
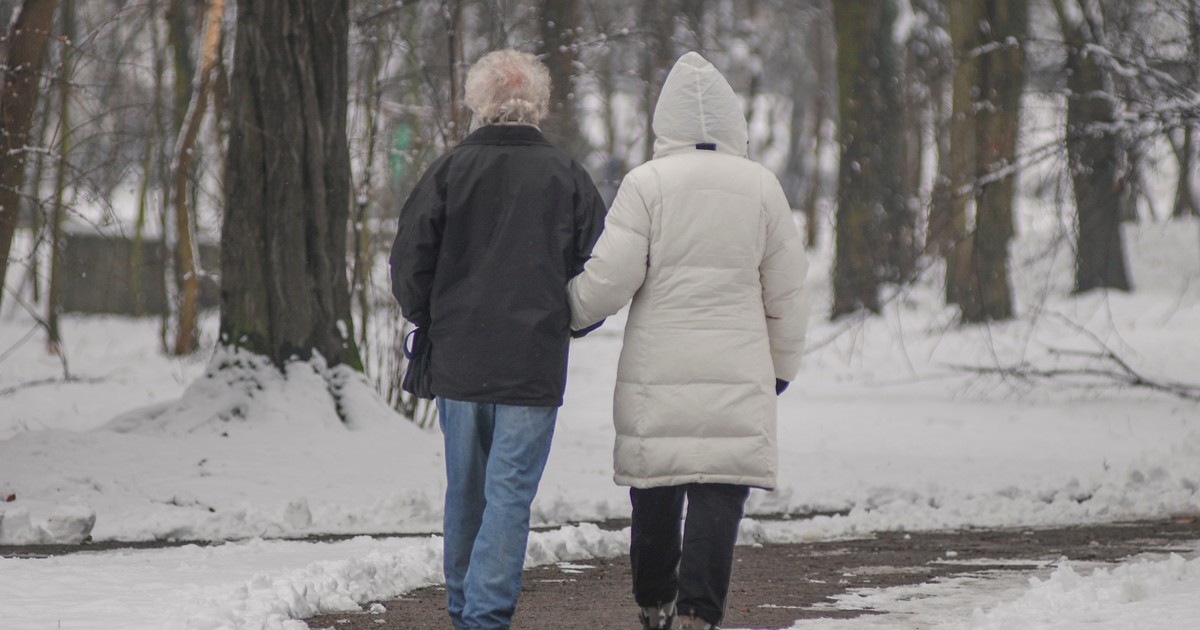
[568,52,808,630]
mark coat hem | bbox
[615,473,775,491]
[435,392,563,409]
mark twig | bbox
[1,285,71,380]
[0,375,103,398]
[0,324,40,363]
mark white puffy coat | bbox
[568,52,809,490]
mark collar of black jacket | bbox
[459,124,554,147]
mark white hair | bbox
[464,50,551,127]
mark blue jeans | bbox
[437,397,558,630]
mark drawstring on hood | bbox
[651,52,749,160]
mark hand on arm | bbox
[567,165,611,338]
[567,172,652,332]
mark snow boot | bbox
[639,600,676,629]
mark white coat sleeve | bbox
[567,173,652,331]
[759,170,810,382]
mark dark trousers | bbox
[630,483,750,626]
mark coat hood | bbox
[652,52,749,160]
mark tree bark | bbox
[133,0,167,317]
[1055,0,1131,293]
[802,13,831,250]
[23,78,53,306]
[221,0,362,371]
[935,0,982,308]
[0,0,60,312]
[171,0,224,355]
[782,80,809,238]
[961,0,1025,323]
[1172,128,1198,218]
[1173,2,1199,219]
[538,0,585,159]
[876,0,917,285]
[351,35,383,352]
[46,0,72,352]
[831,0,883,317]
[165,0,196,133]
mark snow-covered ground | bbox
[1,215,1198,629]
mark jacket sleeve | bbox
[759,169,809,382]
[389,156,448,327]
[567,171,651,331]
[570,162,609,278]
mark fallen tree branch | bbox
[946,359,1200,401]
[946,313,1200,402]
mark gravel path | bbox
[305,517,1200,630]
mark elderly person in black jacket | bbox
[389,50,607,630]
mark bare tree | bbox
[876,0,918,285]
[831,0,884,316]
[0,0,60,312]
[1171,0,1199,218]
[933,0,982,308]
[45,0,73,351]
[1053,0,1132,293]
[165,0,196,132]
[443,0,465,142]
[802,20,832,250]
[639,0,678,163]
[132,0,168,318]
[170,0,224,354]
[960,0,1026,323]
[538,0,585,159]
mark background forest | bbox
[1,0,1198,421]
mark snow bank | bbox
[966,552,1200,629]
[0,502,95,545]
[786,544,1200,630]
[176,524,626,630]
[0,345,445,545]
[106,347,363,435]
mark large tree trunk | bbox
[538,0,585,159]
[0,0,60,312]
[960,0,1025,323]
[1055,0,1131,293]
[876,0,917,285]
[831,0,883,317]
[220,0,362,371]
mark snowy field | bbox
[1,216,1199,629]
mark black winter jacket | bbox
[389,125,607,407]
